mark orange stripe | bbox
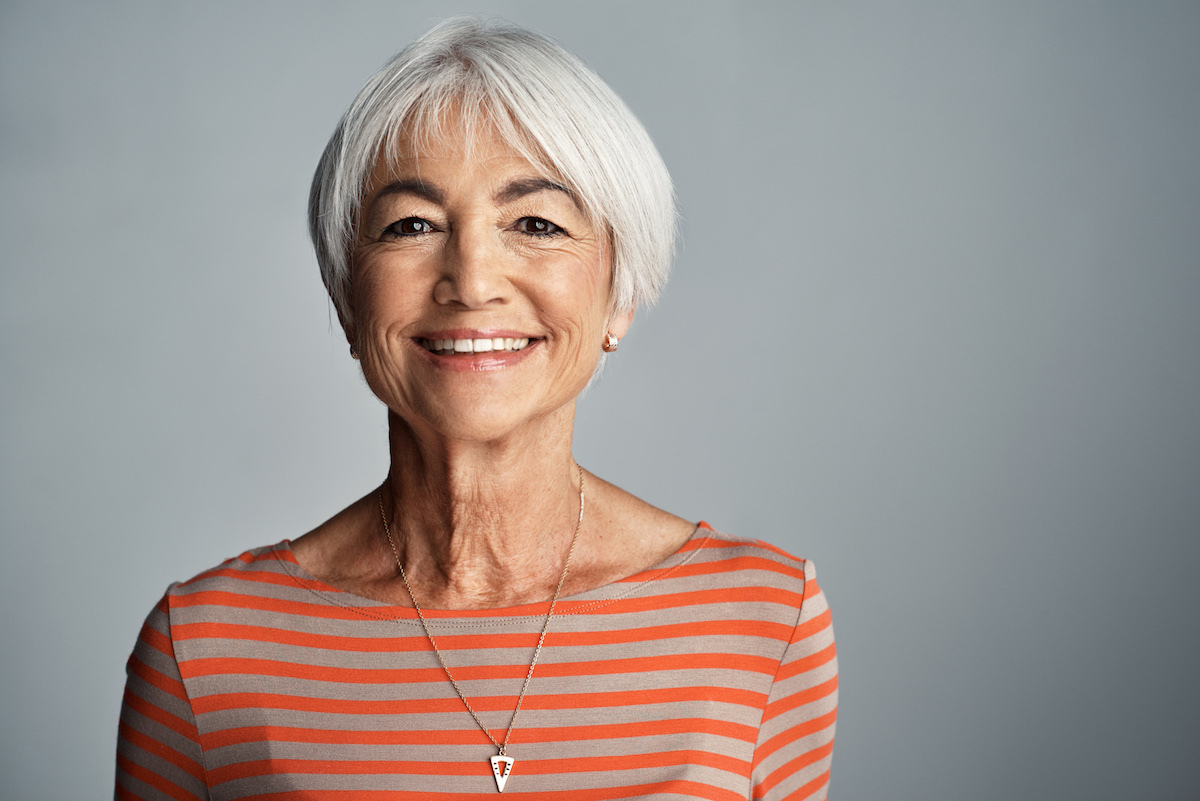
[118,721,205,782]
[170,590,381,620]
[753,740,834,797]
[176,583,585,621]
[743,540,802,562]
[180,651,778,684]
[528,749,748,777]
[114,784,147,801]
[561,586,805,617]
[173,622,449,651]
[261,547,296,563]
[753,708,837,766]
[122,687,200,743]
[138,621,176,660]
[232,549,280,564]
[238,780,744,801]
[193,685,768,716]
[207,758,484,785]
[174,578,804,621]
[203,716,758,750]
[762,675,838,723]
[776,640,837,683]
[181,567,322,592]
[616,553,807,587]
[178,560,261,587]
[127,654,189,702]
[782,767,831,800]
[791,609,833,646]
[207,749,750,785]
[172,617,794,651]
[116,753,204,801]
[676,554,808,582]
[686,535,772,552]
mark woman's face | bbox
[349,123,631,444]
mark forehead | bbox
[367,109,561,192]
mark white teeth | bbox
[423,337,531,354]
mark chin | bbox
[406,397,555,444]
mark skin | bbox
[291,118,696,610]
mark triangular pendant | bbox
[490,754,515,792]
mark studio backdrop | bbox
[1,2,1198,799]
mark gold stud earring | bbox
[602,333,619,352]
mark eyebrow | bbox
[495,178,579,208]
[370,176,578,209]
[373,178,445,205]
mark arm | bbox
[751,560,839,800]
[116,592,210,801]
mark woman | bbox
[117,18,837,800]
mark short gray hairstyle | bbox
[308,16,677,332]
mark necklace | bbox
[378,464,585,793]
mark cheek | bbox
[542,242,613,318]
[540,265,609,335]
[352,258,425,335]
[536,266,612,380]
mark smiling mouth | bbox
[418,337,533,355]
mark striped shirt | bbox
[117,525,837,800]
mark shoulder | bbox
[172,540,297,588]
[161,540,323,613]
[585,523,824,621]
[691,529,835,671]
[127,543,300,678]
[683,525,830,621]
[690,525,817,588]
[149,541,369,668]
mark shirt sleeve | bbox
[750,559,838,800]
[116,591,210,801]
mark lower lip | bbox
[412,339,540,372]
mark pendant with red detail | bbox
[490,754,515,792]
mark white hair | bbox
[308,16,677,333]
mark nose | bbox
[433,221,510,308]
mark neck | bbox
[380,408,582,608]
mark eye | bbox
[513,217,564,237]
[383,217,436,237]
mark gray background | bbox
[2,1,1198,799]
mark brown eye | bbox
[514,217,563,236]
[385,218,435,237]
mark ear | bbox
[338,309,358,352]
[607,306,635,340]
[333,281,358,350]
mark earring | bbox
[350,344,360,360]
[602,333,619,352]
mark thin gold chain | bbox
[378,464,584,756]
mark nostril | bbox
[433,272,510,308]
